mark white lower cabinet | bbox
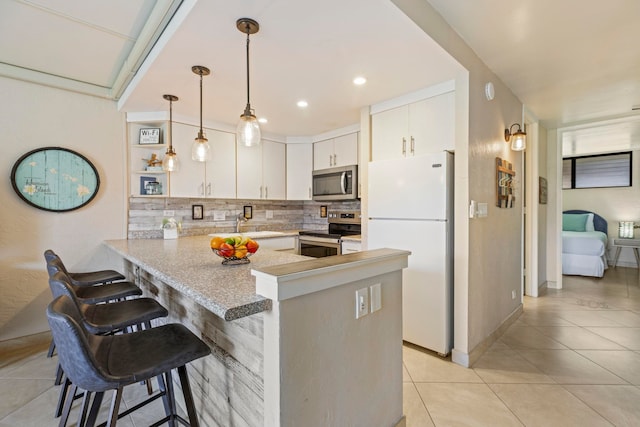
[341,240,361,254]
[256,236,297,252]
[170,122,236,198]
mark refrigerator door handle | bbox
[340,171,347,194]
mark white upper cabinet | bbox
[286,143,313,200]
[237,139,286,200]
[372,91,454,161]
[170,123,236,198]
[262,140,286,200]
[313,132,358,170]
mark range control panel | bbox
[328,210,361,225]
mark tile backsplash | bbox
[128,197,360,239]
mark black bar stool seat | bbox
[44,249,125,286]
[47,268,142,304]
[81,298,168,334]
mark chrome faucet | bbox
[236,213,248,233]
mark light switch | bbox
[163,210,175,217]
[213,211,225,221]
[355,288,369,319]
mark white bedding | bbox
[562,230,608,277]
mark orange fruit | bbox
[210,236,225,249]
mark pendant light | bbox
[191,65,211,161]
[236,18,261,147]
[162,94,179,172]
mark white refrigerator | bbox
[368,151,453,355]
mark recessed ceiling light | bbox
[297,100,308,108]
[258,117,268,124]
[353,76,367,85]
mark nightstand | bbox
[612,239,640,268]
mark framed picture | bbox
[320,205,327,218]
[139,176,157,195]
[139,128,161,145]
[192,204,204,220]
[539,176,548,204]
[243,205,253,219]
[10,147,100,212]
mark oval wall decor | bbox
[10,147,100,212]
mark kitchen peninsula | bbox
[104,236,409,427]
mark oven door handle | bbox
[299,235,341,245]
[340,172,347,194]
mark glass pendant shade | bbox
[162,94,179,172]
[511,131,526,151]
[192,132,211,162]
[237,112,261,147]
[162,149,179,172]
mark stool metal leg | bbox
[47,340,56,358]
[106,387,124,427]
[55,377,71,417]
[58,383,77,427]
[165,371,178,427]
[85,391,104,427]
[178,365,200,427]
[54,363,64,386]
[78,390,92,427]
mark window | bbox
[563,152,632,189]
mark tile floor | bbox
[2,267,640,426]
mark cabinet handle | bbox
[410,136,415,155]
[329,154,333,166]
[199,182,204,196]
[260,186,263,199]
[308,187,311,198]
[402,137,406,156]
[265,186,268,199]
[207,182,212,196]
[333,154,337,166]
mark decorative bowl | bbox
[210,236,260,265]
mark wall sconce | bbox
[504,123,526,151]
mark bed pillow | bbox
[563,213,589,232]
[585,213,595,232]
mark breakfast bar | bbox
[104,236,409,427]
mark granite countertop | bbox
[104,236,309,321]
[341,235,361,242]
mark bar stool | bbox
[44,249,125,286]
[47,295,210,427]
[49,271,169,425]
[45,256,143,363]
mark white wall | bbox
[563,150,640,267]
[0,77,127,340]
[392,0,524,364]
[537,126,549,286]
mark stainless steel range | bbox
[298,210,361,258]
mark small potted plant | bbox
[162,217,181,240]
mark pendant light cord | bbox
[168,99,173,151]
[244,26,252,114]
[199,72,204,137]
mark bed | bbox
[562,210,609,277]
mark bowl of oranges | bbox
[210,235,259,265]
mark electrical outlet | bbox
[355,288,369,319]
[370,283,382,313]
[213,211,225,221]
[163,210,175,217]
[511,290,517,300]
[266,210,273,219]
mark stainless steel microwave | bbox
[312,165,358,201]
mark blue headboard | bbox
[563,210,608,235]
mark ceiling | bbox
[2,0,640,147]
